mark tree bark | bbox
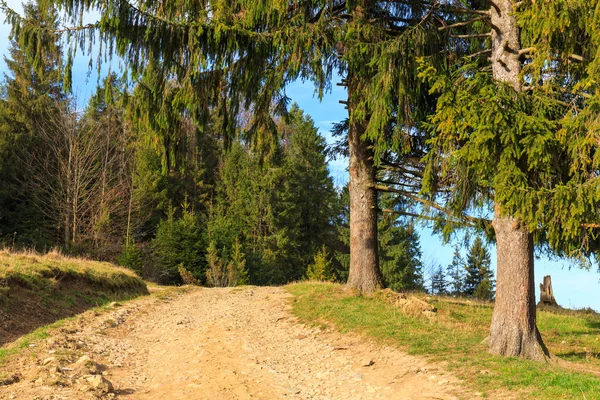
[539,275,558,306]
[487,0,550,360]
[345,109,383,293]
[489,207,550,360]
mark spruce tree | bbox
[150,203,206,284]
[208,105,338,284]
[464,237,492,298]
[378,194,424,292]
[1,0,448,293]
[446,246,465,297]
[418,0,600,360]
[431,265,448,296]
[0,0,65,247]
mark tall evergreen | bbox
[446,247,465,297]
[335,190,424,291]
[2,0,449,293]
[208,105,338,285]
[419,0,600,360]
[0,0,65,248]
[464,237,493,299]
[378,195,423,292]
[431,265,448,296]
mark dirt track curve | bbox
[0,287,476,399]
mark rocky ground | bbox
[0,286,478,399]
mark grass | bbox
[0,249,148,348]
[0,249,147,296]
[0,318,68,368]
[286,282,600,399]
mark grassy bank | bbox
[287,282,600,399]
[0,250,148,346]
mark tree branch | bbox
[374,185,489,226]
[438,16,489,31]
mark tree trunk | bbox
[345,116,383,293]
[488,207,550,361]
[486,0,550,361]
[539,276,558,307]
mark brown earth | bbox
[0,281,146,347]
[0,286,480,399]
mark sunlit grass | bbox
[0,249,146,295]
[286,282,600,399]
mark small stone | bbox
[43,357,56,365]
[438,379,449,385]
[75,355,91,365]
[86,375,114,393]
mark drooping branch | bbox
[374,185,489,226]
[56,23,97,33]
[379,209,476,228]
[450,33,491,39]
[436,5,491,16]
[438,16,489,31]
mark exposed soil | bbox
[0,286,478,399]
[0,280,147,346]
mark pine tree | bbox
[305,245,335,282]
[431,265,448,296]
[150,203,206,284]
[5,0,448,294]
[335,189,424,292]
[277,105,339,279]
[446,247,465,297]
[0,0,65,248]
[464,237,492,298]
[417,0,600,360]
[208,106,338,285]
[378,195,424,292]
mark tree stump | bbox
[539,275,558,307]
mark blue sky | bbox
[2,1,600,310]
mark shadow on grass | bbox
[585,321,600,331]
[0,277,148,347]
[558,351,600,361]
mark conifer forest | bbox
[2,0,600,372]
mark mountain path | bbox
[0,287,478,399]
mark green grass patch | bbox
[286,282,600,399]
[0,250,147,295]
[0,250,148,346]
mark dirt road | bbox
[0,287,474,399]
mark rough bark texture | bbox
[488,0,550,361]
[489,208,550,360]
[490,0,521,91]
[345,115,383,293]
[539,275,558,306]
